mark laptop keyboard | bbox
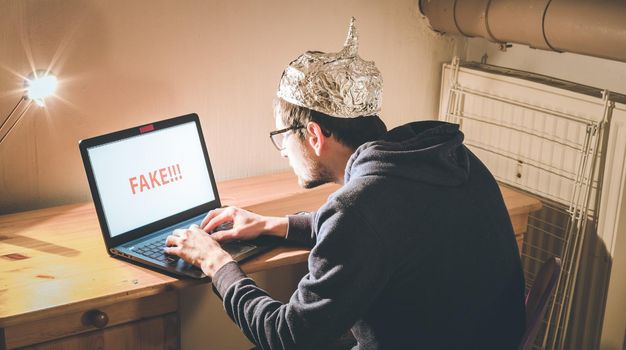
[135,237,176,263]
[132,222,253,264]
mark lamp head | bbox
[24,70,58,106]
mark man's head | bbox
[271,17,386,188]
[272,98,386,188]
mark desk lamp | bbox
[0,70,58,146]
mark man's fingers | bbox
[163,245,181,256]
[172,228,188,237]
[201,209,223,228]
[210,229,238,242]
[202,211,233,233]
[165,234,181,247]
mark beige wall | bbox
[0,0,465,215]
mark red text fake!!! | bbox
[129,164,182,195]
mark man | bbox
[165,18,526,349]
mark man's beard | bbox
[297,156,335,189]
[299,174,333,189]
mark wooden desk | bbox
[0,172,540,349]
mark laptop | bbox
[79,113,277,278]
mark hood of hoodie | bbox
[344,121,470,186]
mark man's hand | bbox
[201,206,288,242]
[164,224,234,278]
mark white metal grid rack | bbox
[440,58,614,349]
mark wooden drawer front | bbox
[5,292,177,349]
[18,313,178,350]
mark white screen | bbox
[87,121,215,237]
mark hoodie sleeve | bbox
[211,202,389,350]
[284,211,316,246]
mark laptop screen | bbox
[85,120,216,238]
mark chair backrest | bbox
[519,256,562,350]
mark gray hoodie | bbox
[213,121,526,349]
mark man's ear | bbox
[305,121,326,157]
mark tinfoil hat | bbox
[277,17,383,118]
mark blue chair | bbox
[519,256,562,350]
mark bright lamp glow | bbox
[0,69,60,146]
[25,71,58,106]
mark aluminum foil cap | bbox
[277,17,383,118]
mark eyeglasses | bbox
[269,125,304,151]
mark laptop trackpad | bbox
[222,241,256,258]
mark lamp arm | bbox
[0,96,27,132]
[0,98,33,146]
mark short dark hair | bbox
[273,98,387,150]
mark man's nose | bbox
[280,149,288,158]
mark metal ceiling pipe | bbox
[454,0,497,42]
[545,1,626,62]
[487,0,552,50]
[418,0,626,63]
